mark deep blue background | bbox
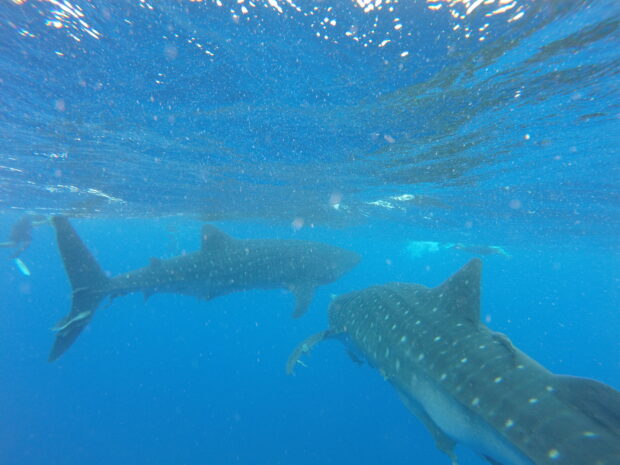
[1,0,619,464]
[1,215,618,465]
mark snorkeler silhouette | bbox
[448,242,511,258]
[0,215,46,259]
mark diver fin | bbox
[49,216,110,362]
[14,257,31,276]
[286,330,333,375]
[291,284,315,318]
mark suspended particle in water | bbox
[291,217,304,231]
[164,44,178,60]
[509,199,522,210]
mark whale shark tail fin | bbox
[48,216,110,362]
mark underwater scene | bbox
[1,0,619,464]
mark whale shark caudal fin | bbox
[286,330,335,375]
[49,216,110,362]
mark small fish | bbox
[14,258,31,276]
[52,310,92,332]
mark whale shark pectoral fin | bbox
[554,375,620,436]
[346,349,364,366]
[482,455,506,465]
[397,391,459,465]
[291,284,316,318]
[286,330,334,375]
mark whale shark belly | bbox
[405,374,535,465]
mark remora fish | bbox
[288,259,620,465]
[49,216,360,362]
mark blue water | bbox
[1,0,619,464]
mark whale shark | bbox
[288,259,620,465]
[49,216,360,361]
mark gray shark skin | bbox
[49,216,360,362]
[288,259,620,465]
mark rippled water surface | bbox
[1,0,618,239]
[1,1,619,465]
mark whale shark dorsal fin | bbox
[149,257,162,268]
[434,258,482,324]
[201,225,234,252]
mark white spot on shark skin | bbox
[415,320,421,325]
[418,353,425,361]
[528,398,539,404]
[471,397,480,407]
[384,314,390,321]
[400,335,407,343]
[547,449,560,460]
[479,344,486,349]
[460,357,468,364]
[385,348,390,358]
[582,431,598,438]
[494,376,503,384]
[546,385,555,392]
[431,307,438,312]
[391,324,397,330]
[440,373,447,380]
[439,293,444,298]
[433,336,441,342]
[395,359,400,371]
[504,419,514,429]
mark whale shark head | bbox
[320,246,361,283]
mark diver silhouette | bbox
[0,215,46,259]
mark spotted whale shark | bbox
[288,259,620,465]
[49,216,360,361]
